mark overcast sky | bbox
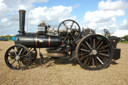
[0,0,128,37]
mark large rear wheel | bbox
[76,34,113,70]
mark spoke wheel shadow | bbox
[27,57,78,69]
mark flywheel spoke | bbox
[64,33,68,41]
[70,21,74,29]
[63,22,68,30]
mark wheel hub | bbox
[67,28,71,33]
[15,56,20,60]
[91,49,97,55]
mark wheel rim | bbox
[5,45,31,70]
[58,19,81,43]
[76,34,113,70]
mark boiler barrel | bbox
[36,35,62,48]
[15,34,62,48]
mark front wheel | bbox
[5,44,31,70]
[76,34,113,70]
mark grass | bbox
[119,41,128,44]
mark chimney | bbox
[18,10,26,35]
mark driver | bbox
[38,21,47,35]
[38,21,45,27]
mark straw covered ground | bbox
[0,41,128,85]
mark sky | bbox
[0,0,128,37]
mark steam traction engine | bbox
[5,10,121,70]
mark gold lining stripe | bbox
[48,36,51,47]
[35,34,38,48]
[62,40,64,45]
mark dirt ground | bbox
[0,41,128,85]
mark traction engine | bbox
[5,10,121,70]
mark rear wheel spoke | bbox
[98,49,108,53]
[95,39,100,48]
[99,53,109,57]
[93,39,95,48]
[87,58,91,66]
[94,57,98,67]
[84,57,89,64]
[92,58,95,67]
[96,56,104,65]
[85,42,92,50]
[81,44,89,49]
[90,37,92,47]
[80,52,88,56]
[99,44,109,50]
[80,54,90,60]
[80,49,90,52]
[97,42,103,49]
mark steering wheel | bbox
[58,19,81,44]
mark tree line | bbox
[0,35,15,41]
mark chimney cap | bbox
[19,10,26,13]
